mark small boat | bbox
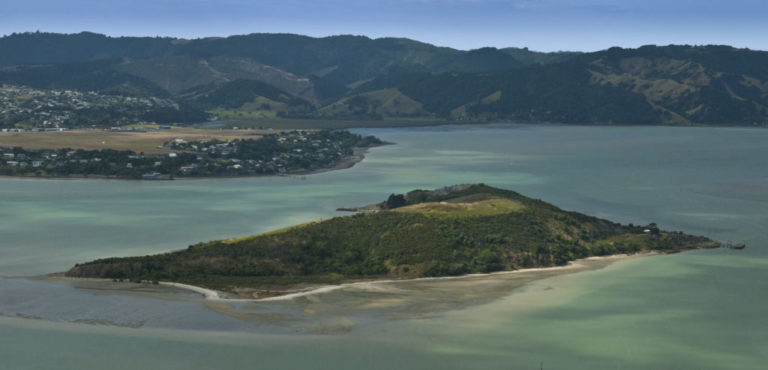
[142,172,163,180]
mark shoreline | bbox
[0,143,388,182]
[277,144,385,177]
[243,252,660,302]
[61,252,659,303]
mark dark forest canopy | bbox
[2,32,766,126]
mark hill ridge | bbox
[2,32,766,126]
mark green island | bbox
[66,184,721,298]
[0,129,383,179]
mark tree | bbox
[386,193,406,209]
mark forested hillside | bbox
[66,184,719,297]
[2,32,766,126]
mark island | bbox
[0,129,384,179]
[65,184,722,298]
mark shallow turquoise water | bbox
[1,125,766,368]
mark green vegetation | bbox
[315,88,428,120]
[501,47,582,66]
[180,79,313,111]
[358,45,768,125]
[2,32,767,127]
[0,32,537,100]
[0,85,208,129]
[393,197,525,217]
[66,184,720,296]
[0,130,383,179]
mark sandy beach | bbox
[38,251,668,333]
[151,252,660,303]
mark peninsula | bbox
[0,129,383,179]
[66,184,721,298]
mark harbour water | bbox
[1,125,766,369]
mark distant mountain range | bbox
[2,31,766,126]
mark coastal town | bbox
[0,129,383,179]
[0,84,187,129]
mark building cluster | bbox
[0,84,177,129]
[1,130,376,179]
[166,131,351,175]
[3,147,74,169]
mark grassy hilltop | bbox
[66,184,719,297]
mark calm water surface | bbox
[1,125,766,369]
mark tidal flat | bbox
[30,254,642,334]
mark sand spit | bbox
[161,252,658,302]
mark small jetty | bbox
[277,174,307,180]
[724,242,747,250]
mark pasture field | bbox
[0,126,269,153]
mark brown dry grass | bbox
[393,198,525,217]
[0,127,272,154]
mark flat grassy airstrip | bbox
[0,126,270,154]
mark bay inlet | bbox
[1,124,766,369]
